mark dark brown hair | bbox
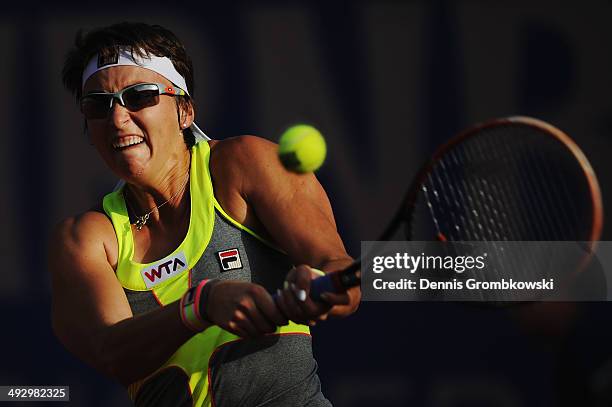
[62,22,196,147]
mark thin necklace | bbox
[124,171,190,231]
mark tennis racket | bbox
[310,116,603,302]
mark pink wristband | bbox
[179,279,210,332]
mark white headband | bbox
[82,49,190,94]
[82,49,210,144]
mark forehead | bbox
[83,66,171,93]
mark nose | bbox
[108,96,131,128]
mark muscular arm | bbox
[49,212,203,386]
[211,136,360,317]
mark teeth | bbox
[113,136,144,149]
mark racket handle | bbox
[310,261,361,302]
[272,273,339,303]
[273,262,362,303]
[310,273,337,302]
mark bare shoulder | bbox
[208,136,285,231]
[49,209,132,366]
[53,210,114,241]
[209,134,326,203]
[50,209,118,272]
[209,135,277,174]
[208,135,342,259]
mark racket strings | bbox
[474,128,579,286]
[465,134,542,299]
[414,123,596,300]
[426,161,488,300]
[513,132,583,240]
[517,143,577,282]
[501,135,568,287]
[462,137,518,295]
[455,146,509,300]
[475,135,532,242]
[485,134,552,287]
[436,158,468,240]
[426,133,527,240]
[439,126,589,241]
[511,135,591,285]
[426,145,507,299]
[535,146,583,237]
[490,130,559,241]
[462,140,510,241]
[520,144,569,240]
[488,132,558,291]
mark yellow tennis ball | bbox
[278,125,327,173]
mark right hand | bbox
[275,265,350,326]
[203,281,288,338]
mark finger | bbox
[237,296,275,335]
[291,266,314,293]
[275,289,290,320]
[224,321,250,338]
[288,267,322,314]
[251,285,288,327]
[281,283,310,325]
[247,307,276,335]
[231,309,258,338]
[284,266,332,322]
[290,282,330,317]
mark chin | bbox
[105,155,149,183]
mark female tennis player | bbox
[49,22,360,406]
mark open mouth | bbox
[113,136,145,150]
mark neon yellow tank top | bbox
[102,141,315,407]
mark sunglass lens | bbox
[124,88,159,111]
[80,95,111,119]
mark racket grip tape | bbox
[310,262,361,302]
[272,270,338,303]
[310,273,338,302]
[273,262,361,303]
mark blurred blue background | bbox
[2,1,612,405]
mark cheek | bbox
[85,98,180,147]
[139,102,180,140]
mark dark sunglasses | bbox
[80,82,187,120]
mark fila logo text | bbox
[217,249,243,271]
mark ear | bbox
[178,99,195,130]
